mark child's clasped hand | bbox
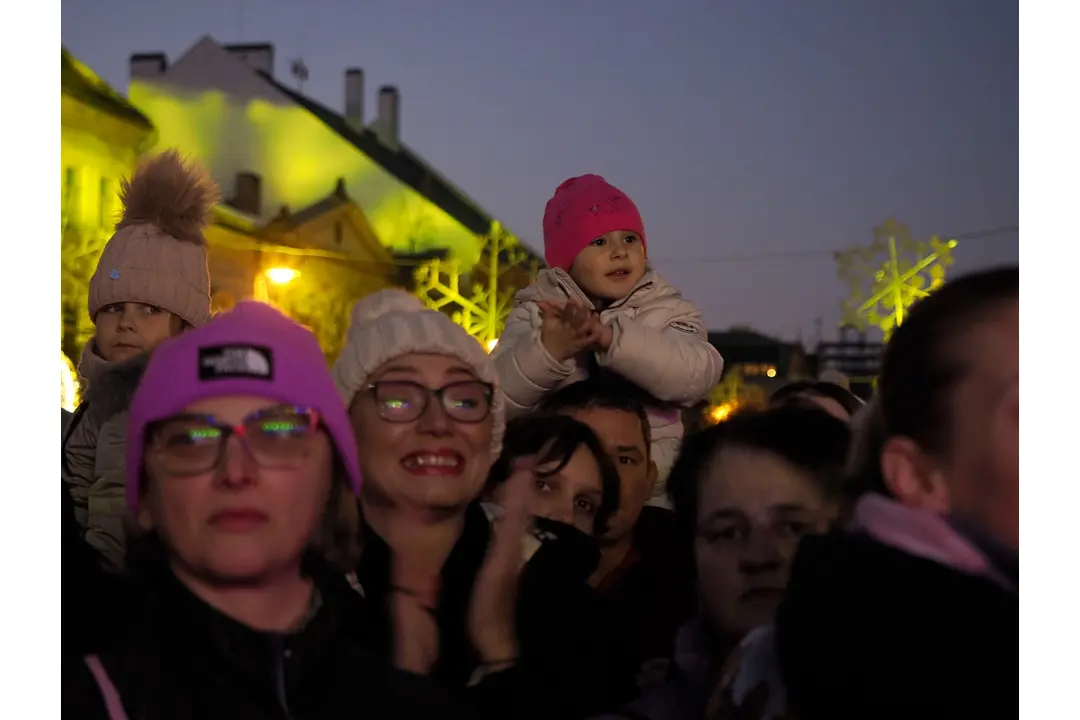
[537,300,613,362]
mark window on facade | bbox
[99,177,111,227]
[62,167,77,224]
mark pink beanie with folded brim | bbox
[542,174,647,272]
[125,301,361,516]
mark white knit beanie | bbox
[332,289,505,454]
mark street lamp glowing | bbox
[766,367,777,378]
[265,267,300,285]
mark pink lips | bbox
[210,509,269,532]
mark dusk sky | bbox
[62,0,1018,342]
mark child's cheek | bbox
[575,248,612,281]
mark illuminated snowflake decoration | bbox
[414,222,541,349]
[835,218,957,340]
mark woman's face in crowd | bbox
[941,299,1019,550]
[350,353,494,514]
[96,302,180,362]
[143,395,333,583]
[694,446,835,642]
[495,444,605,536]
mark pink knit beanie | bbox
[541,174,646,272]
[127,301,361,515]
[87,150,216,328]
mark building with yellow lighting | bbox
[61,47,158,406]
[125,37,540,271]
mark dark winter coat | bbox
[62,353,149,571]
[63,482,129,659]
[593,506,698,708]
[64,552,475,720]
[354,501,615,719]
[775,500,1018,720]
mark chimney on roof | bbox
[224,43,275,77]
[230,172,262,217]
[130,53,168,82]
[375,86,400,151]
[345,68,364,130]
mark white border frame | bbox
[1020,2,1076,717]
[3,1,60,712]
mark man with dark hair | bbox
[538,375,696,706]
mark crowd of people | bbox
[62,150,1018,719]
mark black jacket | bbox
[63,480,129,658]
[775,531,1018,720]
[594,506,697,707]
[64,559,475,720]
[355,502,614,719]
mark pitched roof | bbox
[62,48,154,131]
[271,192,349,230]
[257,71,494,237]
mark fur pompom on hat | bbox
[87,150,217,328]
[332,289,505,455]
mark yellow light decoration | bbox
[61,352,80,411]
[415,222,540,348]
[766,367,777,378]
[836,219,957,341]
[708,402,737,424]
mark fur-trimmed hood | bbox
[85,352,151,419]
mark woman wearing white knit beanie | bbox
[333,290,615,717]
[333,291,517,683]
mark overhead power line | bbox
[650,224,1018,266]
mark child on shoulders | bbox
[492,174,724,500]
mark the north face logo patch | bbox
[198,345,274,381]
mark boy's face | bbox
[95,302,179,362]
[568,230,646,302]
[564,405,656,545]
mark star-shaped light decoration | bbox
[836,218,957,341]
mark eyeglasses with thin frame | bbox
[366,380,494,424]
[147,406,322,476]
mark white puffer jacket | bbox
[492,268,724,491]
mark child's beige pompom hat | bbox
[87,150,218,328]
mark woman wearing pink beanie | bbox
[491,174,724,503]
[63,150,216,571]
[67,302,478,719]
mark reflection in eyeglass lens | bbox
[153,408,318,473]
[375,381,491,422]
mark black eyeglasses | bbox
[366,380,494,424]
[147,406,321,476]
